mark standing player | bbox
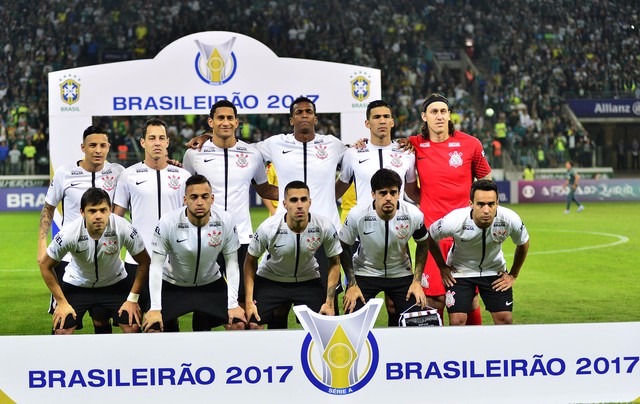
[407,93,492,324]
[427,180,530,325]
[339,169,428,319]
[244,181,342,329]
[336,100,419,204]
[39,188,150,334]
[141,175,246,332]
[113,118,190,313]
[182,100,277,330]
[335,99,419,326]
[563,160,584,213]
[38,125,125,333]
[255,97,347,326]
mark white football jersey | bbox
[113,162,190,263]
[149,207,240,308]
[338,141,416,204]
[46,161,124,226]
[248,212,342,283]
[339,201,427,278]
[183,139,267,244]
[255,133,347,229]
[428,206,529,277]
[47,214,145,288]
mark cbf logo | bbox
[195,37,238,85]
[294,299,382,395]
[60,75,80,105]
[350,71,371,102]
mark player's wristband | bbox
[127,292,140,303]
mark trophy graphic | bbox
[194,37,237,85]
[294,299,382,394]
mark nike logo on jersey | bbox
[359,159,370,164]
[363,230,375,235]
[282,150,293,154]
[204,158,216,162]
[506,301,513,306]
[70,183,80,187]
[136,180,148,185]
[177,239,188,243]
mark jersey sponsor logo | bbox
[136,180,148,185]
[282,150,293,154]
[306,236,321,251]
[102,239,119,255]
[78,235,88,242]
[102,169,113,175]
[364,216,377,222]
[167,167,179,172]
[235,146,247,151]
[395,223,410,239]
[208,230,223,247]
[129,228,138,239]
[204,158,216,162]
[203,147,216,153]
[103,231,116,237]
[419,142,430,148]
[178,223,189,229]
[448,151,463,168]
[154,226,161,235]
[307,228,320,234]
[358,158,370,164]
[71,169,84,175]
[277,229,288,234]
[445,290,456,308]
[54,234,63,246]
[136,168,148,173]
[236,153,249,168]
[209,221,221,227]
[395,215,409,221]
[194,37,238,86]
[356,148,369,153]
[167,175,181,190]
[448,142,461,147]
[296,299,381,396]
[463,224,474,230]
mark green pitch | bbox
[1,202,638,335]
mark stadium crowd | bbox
[1,0,638,173]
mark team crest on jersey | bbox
[102,176,116,191]
[395,223,410,239]
[389,153,402,168]
[208,230,223,247]
[236,153,249,168]
[445,290,456,308]
[315,145,328,160]
[448,151,463,168]
[306,236,321,251]
[102,239,119,255]
[167,175,181,190]
[491,227,508,243]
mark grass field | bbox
[1,202,638,335]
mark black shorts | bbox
[161,279,229,325]
[354,275,416,314]
[445,276,513,313]
[59,278,131,329]
[252,276,324,325]
[217,243,247,301]
[124,262,150,312]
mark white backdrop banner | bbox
[47,31,381,170]
[1,310,638,403]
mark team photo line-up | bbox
[38,94,530,334]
